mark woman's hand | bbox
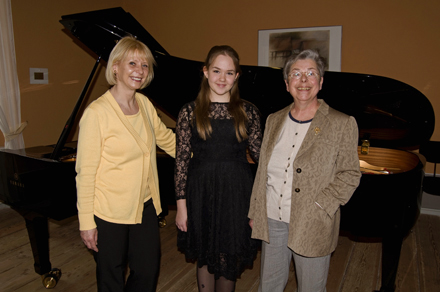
[249,219,254,229]
[80,228,98,252]
[175,199,188,232]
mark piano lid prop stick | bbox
[50,56,102,160]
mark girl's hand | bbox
[176,199,188,232]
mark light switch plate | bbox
[30,68,48,84]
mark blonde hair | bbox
[105,36,157,89]
[194,45,248,142]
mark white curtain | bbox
[0,0,26,149]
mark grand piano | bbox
[0,7,434,291]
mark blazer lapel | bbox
[264,105,291,161]
[296,99,330,158]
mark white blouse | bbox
[266,112,312,223]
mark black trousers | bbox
[94,200,160,292]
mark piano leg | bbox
[376,232,404,292]
[23,213,52,275]
[15,209,62,288]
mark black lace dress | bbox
[175,101,262,281]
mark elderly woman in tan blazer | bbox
[248,50,361,292]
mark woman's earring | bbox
[113,70,117,78]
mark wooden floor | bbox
[0,203,439,292]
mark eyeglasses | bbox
[288,70,320,80]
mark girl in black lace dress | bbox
[174,46,262,291]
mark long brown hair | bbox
[194,45,248,142]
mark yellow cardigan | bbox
[76,90,175,231]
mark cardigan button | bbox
[295,188,300,193]
[296,168,302,173]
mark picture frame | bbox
[258,26,342,71]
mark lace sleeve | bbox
[246,102,262,163]
[174,103,193,200]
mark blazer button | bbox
[296,168,302,173]
[295,188,300,193]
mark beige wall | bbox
[6,0,440,151]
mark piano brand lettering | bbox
[9,179,24,188]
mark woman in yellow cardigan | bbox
[76,36,175,292]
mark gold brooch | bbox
[314,127,321,135]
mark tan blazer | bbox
[248,99,361,257]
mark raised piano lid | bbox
[60,7,435,150]
[60,7,168,61]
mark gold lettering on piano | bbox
[9,179,25,188]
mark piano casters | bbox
[157,202,170,228]
[158,215,167,228]
[42,268,62,289]
[16,209,62,288]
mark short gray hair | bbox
[282,49,326,80]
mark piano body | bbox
[0,7,434,291]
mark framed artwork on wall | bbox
[258,26,342,71]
